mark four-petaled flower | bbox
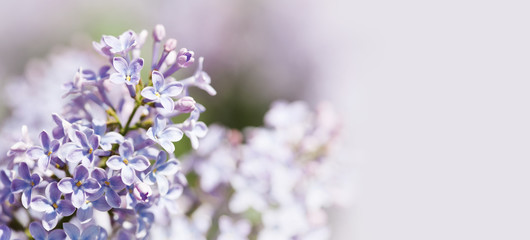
[146,115,183,153]
[58,165,101,208]
[146,151,180,195]
[59,130,101,166]
[63,223,106,240]
[89,168,125,208]
[141,70,183,111]
[30,182,75,230]
[106,141,150,185]
[110,57,144,86]
[176,109,208,149]
[180,57,216,96]
[27,130,60,170]
[11,162,42,209]
[102,30,136,56]
[29,221,66,240]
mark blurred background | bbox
[2,0,530,239]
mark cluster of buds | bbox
[0,24,215,239]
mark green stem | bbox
[121,103,141,136]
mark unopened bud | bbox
[153,24,166,42]
[133,182,152,202]
[175,96,196,113]
[164,38,177,52]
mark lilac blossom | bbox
[30,182,75,230]
[109,57,144,86]
[63,223,106,240]
[176,109,208,150]
[174,96,196,113]
[58,130,102,166]
[89,168,125,208]
[29,222,66,240]
[11,162,41,209]
[141,71,183,111]
[57,165,101,208]
[106,141,149,185]
[145,151,180,195]
[102,30,136,56]
[146,115,183,153]
[27,130,60,170]
[179,57,216,96]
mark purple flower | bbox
[27,130,60,170]
[11,162,41,209]
[141,71,183,111]
[180,57,216,96]
[59,130,101,166]
[29,222,66,240]
[109,57,144,86]
[58,165,101,208]
[0,171,15,205]
[89,168,125,208]
[106,141,150,185]
[176,109,208,149]
[146,151,180,195]
[30,183,75,230]
[63,223,106,240]
[135,203,154,237]
[132,181,152,203]
[146,115,183,153]
[0,224,11,240]
[102,30,136,55]
[92,38,113,58]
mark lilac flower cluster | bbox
[149,101,349,240]
[0,25,214,239]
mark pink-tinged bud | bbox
[153,24,166,42]
[133,182,152,202]
[164,38,177,52]
[175,96,196,113]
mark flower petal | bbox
[77,203,93,223]
[27,146,45,160]
[128,156,150,171]
[57,200,76,216]
[47,182,62,203]
[21,188,32,209]
[121,166,135,185]
[90,168,106,182]
[74,165,89,182]
[160,127,183,142]
[48,229,67,240]
[71,188,86,208]
[151,71,164,91]
[159,95,174,112]
[153,115,166,134]
[159,139,175,153]
[157,160,180,175]
[140,87,158,101]
[17,162,31,181]
[92,197,112,211]
[63,223,80,240]
[42,211,59,230]
[118,141,134,159]
[109,176,125,191]
[106,156,125,170]
[58,178,74,194]
[11,179,29,193]
[30,196,53,212]
[109,73,126,84]
[105,189,121,208]
[83,179,101,194]
[112,57,128,73]
[156,175,169,195]
[29,222,47,240]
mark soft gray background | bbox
[2,0,530,239]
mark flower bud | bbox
[175,96,196,113]
[164,38,177,52]
[133,182,152,202]
[165,51,177,66]
[153,24,166,42]
[177,48,195,68]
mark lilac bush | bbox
[0,25,215,239]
